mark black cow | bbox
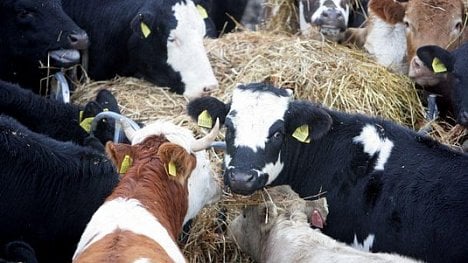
[0,115,119,262]
[209,0,249,36]
[62,0,218,100]
[417,43,468,127]
[187,83,468,263]
[0,0,89,94]
[0,80,120,146]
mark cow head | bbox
[188,83,332,195]
[417,44,468,126]
[0,0,89,67]
[298,0,350,42]
[405,0,465,86]
[128,0,218,100]
[115,119,222,224]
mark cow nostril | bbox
[68,32,89,50]
[411,57,422,70]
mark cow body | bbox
[73,120,221,262]
[0,0,88,94]
[188,83,468,262]
[0,115,119,262]
[62,0,218,99]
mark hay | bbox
[70,30,462,263]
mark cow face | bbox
[417,44,468,127]
[187,83,332,195]
[299,0,350,41]
[405,0,465,86]
[0,0,89,66]
[129,0,218,100]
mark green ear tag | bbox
[119,155,133,174]
[80,117,94,133]
[432,57,447,73]
[292,125,311,143]
[168,161,177,177]
[141,22,152,38]
[196,5,208,19]
[197,110,213,128]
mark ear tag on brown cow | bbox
[432,57,447,73]
[119,155,133,174]
[292,124,311,143]
[168,161,177,177]
[196,5,208,19]
[140,22,152,38]
[197,110,213,128]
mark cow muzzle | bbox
[224,168,268,195]
[409,56,443,86]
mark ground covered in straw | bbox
[72,31,466,263]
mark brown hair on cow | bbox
[369,0,406,25]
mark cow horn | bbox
[120,116,141,142]
[90,112,140,142]
[191,118,220,152]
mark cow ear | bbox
[131,13,156,39]
[105,142,134,175]
[285,101,332,143]
[417,45,454,73]
[158,143,197,183]
[187,96,230,128]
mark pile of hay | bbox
[71,31,462,263]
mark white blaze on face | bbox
[310,0,350,25]
[263,153,284,184]
[167,1,218,100]
[353,124,394,171]
[229,88,291,150]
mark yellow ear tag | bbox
[168,161,177,177]
[79,110,84,122]
[197,110,213,128]
[292,124,311,143]
[196,5,208,19]
[119,155,133,174]
[140,21,152,38]
[432,57,447,73]
[80,117,94,133]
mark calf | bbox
[73,119,221,262]
[0,0,88,94]
[188,83,468,262]
[62,0,218,100]
[0,115,119,262]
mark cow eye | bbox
[455,22,463,32]
[270,131,283,140]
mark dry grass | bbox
[71,30,464,263]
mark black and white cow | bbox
[417,43,468,127]
[0,80,120,146]
[62,0,218,99]
[0,0,89,94]
[187,83,468,263]
[0,115,119,262]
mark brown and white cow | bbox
[229,186,421,263]
[72,120,221,263]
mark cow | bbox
[0,80,121,146]
[0,115,120,262]
[208,0,249,36]
[72,118,222,262]
[229,190,420,263]
[62,0,218,100]
[0,0,89,94]
[0,242,38,263]
[417,43,468,126]
[187,82,468,262]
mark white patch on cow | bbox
[134,258,151,263]
[299,1,312,34]
[229,88,291,150]
[264,153,284,184]
[168,1,218,99]
[224,154,233,168]
[129,120,221,224]
[365,16,408,74]
[353,124,394,171]
[351,233,375,252]
[73,198,186,263]
[310,0,350,25]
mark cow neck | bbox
[109,138,188,240]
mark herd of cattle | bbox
[0,0,467,262]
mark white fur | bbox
[73,198,186,263]
[310,0,350,25]
[130,120,221,224]
[365,16,408,74]
[168,1,218,99]
[299,1,312,34]
[353,125,394,171]
[134,258,151,263]
[263,153,284,184]
[229,88,291,150]
[352,234,376,252]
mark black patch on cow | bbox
[237,82,291,98]
[267,120,285,138]
[187,96,230,127]
[364,172,383,209]
[351,146,377,180]
[388,210,402,233]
